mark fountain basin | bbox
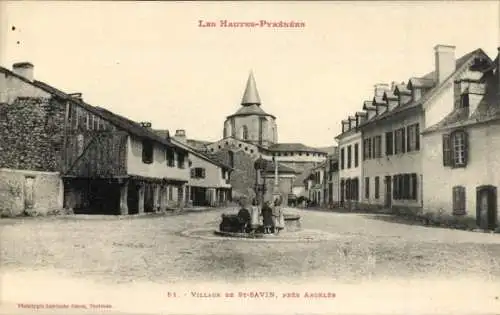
[218,212,301,235]
[284,214,301,232]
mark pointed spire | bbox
[241,70,261,106]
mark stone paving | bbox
[1,207,500,284]
[1,207,500,314]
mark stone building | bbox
[186,71,331,205]
[421,48,500,231]
[0,62,192,216]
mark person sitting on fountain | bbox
[261,199,274,234]
[237,196,252,233]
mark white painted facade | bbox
[422,122,500,224]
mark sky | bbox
[1,1,499,147]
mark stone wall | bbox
[0,168,63,217]
[211,148,258,198]
[0,97,65,172]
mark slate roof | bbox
[262,161,299,174]
[408,77,435,89]
[315,145,338,155]
[241,71,261,105]
[186,139,211,152]
[363,101,376,110]
[0,65,186,152]
[227,104,275,119]
[359,48,486,130]
[168,137,233,171]
[423,58,500,134]
[268,143,327,154]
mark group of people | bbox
[237,195,285,234]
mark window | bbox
[452,186,466,215]
[394,128,406,154]
[190,167,206,179]
[363,139,368,160]
[347,145,352,168]
[365,177,370,199]
[452,131,467,167]
[166,148,175,167]
[392,173,418,200]
[460,94,469,108]
[242,125,248,140]
[373,135,382,158]
[443,130,468,167]
[375,176,380,199]
[354,143,359,167]
[340,148,345,169]
[407,124,420,152]
[228,151,234,168]
[177,152,185,169]
[385,131,394,156]
[142,140,153,164]
[168,186,173,201]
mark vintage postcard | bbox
[0,1,499,314]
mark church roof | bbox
[268,143,327,154]
[227,104,275,119]
[226,71,276,119]
[241,71,261,105]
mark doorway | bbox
[385,176,392,208]
[476,185,497,230]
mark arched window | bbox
[242,125,249,140]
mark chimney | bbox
[174,129,187,143]
[69,92,83,101]
[12,62,34,81]
[374,83,389,97]
[434,44,456,83]
[140,122,152,129]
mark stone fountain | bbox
[214,155,301,238]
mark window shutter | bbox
[452,186,458,212]
[415,124,420,150]
[201,168,206,178]
[452,186,466,215]
[190,168,195,178]
[442,134,451,166]
[460,187,466,212]
[401,128,406,153]
[393,176,397,199]
[406,126,411,152]
[386,132,393,156]
[403,174,410,199]
[411,173,417,200]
